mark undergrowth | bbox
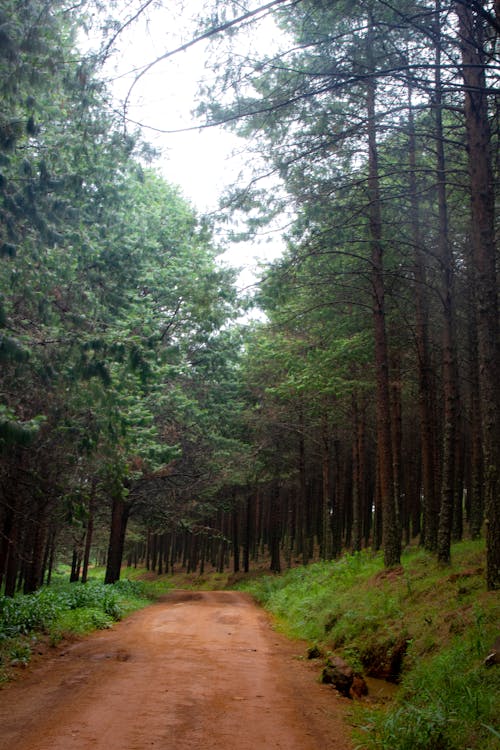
[0,577,164,682]
[123,564,234,592]
[236,540,500,750]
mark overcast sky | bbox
[94,2,287,289]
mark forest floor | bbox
[0,590,352,750]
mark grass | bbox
[235,540,500,750]
[123,564,236,592]
[0,572,172,682]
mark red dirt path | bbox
[0,590,353,750]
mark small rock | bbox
[350,674,368,699]
[484,636,500,667]
[321,656,353,697]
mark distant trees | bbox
[192,0,499,586]
[1,1,498,591]
[0,1,242,592]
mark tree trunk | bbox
[351,395,362,553]
[232,498,240,573]
[366,19,399,567]
[390,345,403,541]
[467,292,484,539]
[269,484,281,572]
[298,418,308,565]
[435,0,458,566]
[104,494,130,584]
[0,503,14,590]
[81,485,96,584]
[457,2,500,589]
[3,516,19,597]
[320,409,333,559]
[70,546,81,583]
[243,494,251,573]
[407,81,439,550]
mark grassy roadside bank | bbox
[234,540,500,750]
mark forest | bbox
[0,0,499,596]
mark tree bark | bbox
[320,409,333,559]
[457,2,500,589]
[407,79,439,551]
[232,498,240,573]
[269,484,281,572]
[81,483,96,584]
[104,494,130,584]
[434,0,458,566]
[366,18,399,567]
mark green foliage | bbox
[50,607,114,638]
[355,631,500,750]
[239,550,383,641]
[0,579,148,641]
[0,0,246,591]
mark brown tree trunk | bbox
[407,80,439,550]
[146,529,151,571]
[331,442,348,557]
[81,484,96,584]
[467,291,484,539]
[457,2,500,589]
[351,394,362,553]
[390,345,403,540]
[157,535,164,575]
[3,515,19,597]
[0,503,14,590]
[320,409,333,559]
[366,19,399,567]
[104,494,130,584]
[70,546,81,583]
[269,484,281,572]
[435,0,459,565]
[243,494,251,573]
[232,499,240,574]
[298,416,308,565]
[351,429,360,554]
[45,529,56,586]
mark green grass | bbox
[123,564,235,592]
[235,540,500,750]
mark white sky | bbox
[94,2,287,291]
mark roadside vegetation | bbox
[235,540,500,750]
[0,572,170,683]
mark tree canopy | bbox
[0,0,499,591]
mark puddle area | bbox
[364,676,400,702]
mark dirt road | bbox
[0,591,352,750]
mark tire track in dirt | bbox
[0,591,352,750]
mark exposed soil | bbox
[0,591,353,749]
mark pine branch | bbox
[122,0,299,119]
